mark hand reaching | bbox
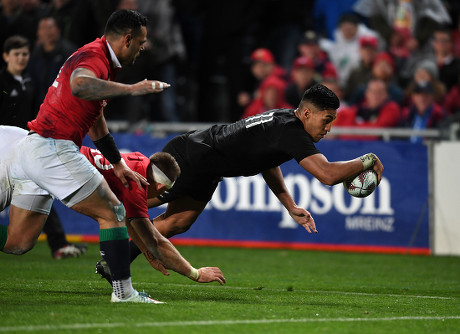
[196,267,226,285]
[289,205,317,233]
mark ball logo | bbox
[343,170,378,198]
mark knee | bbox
[3,241,35,255]
[95,203,127,229]
[2,231,37,255]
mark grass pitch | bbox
[0,242,459,334]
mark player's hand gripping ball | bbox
[343,169,378,198]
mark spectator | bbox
[320,13,381,87]
[297,30,337,82]
[443,73,460,115]
[241,76,292,119]
[44,0,79,44]
[431,26,460,92]
[1,35,36,128]
[250,48,286,82]
[401,81,445,143]
[0,35,86,259]
[344,35,379,102]
[28,16,77,108]
[285,56,318,107]
[388,26,412,74]
[6,0,49,49]
[404,59,446,106]
[349,52,403,106]
[334,78,401,140]
[236,48,286,110]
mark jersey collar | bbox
[103,36,122,69]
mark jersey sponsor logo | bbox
[245,112,275,129]
[90,148,113,170]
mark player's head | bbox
[148,152,181,196]
[2,35,30,76]
[104,9,148,65]
[299,84,340,111]
[295,84,339,142]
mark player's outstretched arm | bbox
[127,218,226,285]
[299,153,384,185]
[70,67,170,100]
[262,167,317,234]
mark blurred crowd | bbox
[2,0,460,139]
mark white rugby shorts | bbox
[0,127,52,214]
[13,133,103,207]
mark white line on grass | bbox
[1,316,460,332]
[135,281,456,300]
[45,279,458,300]
[56,279,457,300]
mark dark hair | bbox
[3,35,29,54]
[39,15,58,26]
[104,9,147,38]
[150,152,181,182]
[300,84,340,110]
[338,12,360,26]
[434,25,452,36]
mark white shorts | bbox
[13,133,103,208]
[0,130,53,214]
[0,161,53,215]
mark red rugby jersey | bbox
[80,146,150,219]
[29,36,119,147]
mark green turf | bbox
[0,242,459,334]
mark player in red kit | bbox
[80,146,225,285]
[0,10,174,303]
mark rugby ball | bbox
[343,169,378,198]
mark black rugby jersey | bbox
[180,109,320,177]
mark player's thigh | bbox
[153,197,207,237]
[18,134,100,202]
[70,179,123,229]
[163,196,207,221]
[4,204,49,253]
